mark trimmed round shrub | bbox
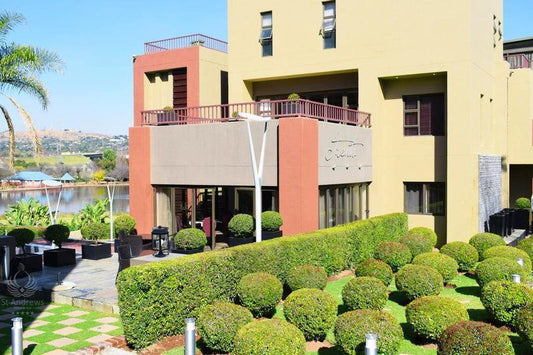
[354,258,393,286]
[395,264,443,301]
[400,233,434,258]
[406,226,438,247]
[283,288,337,341]
[236,272,283,317]
[228,214,254,238]
[43,224,71,248]
[480,280,533,325]
[113,214,136,235]
[342,277,388,311]
[335,309,403,355]
[261,211,283,231]
[8,228,35,249]
[440,241,479,271]
[406,296,469,341]
[81,222,109,242]
[286,264,327,291]
[197,301,253,353]
[374,242,412,272]
[412,252,458,283]
[515,304,533,346]
[469,232,506,259]
[475,257,528,288]
[438,321,514,355]
[517,237,533,262]
[483,245,532,274]
[233,318,306,355]
[173,228,207,250]
[516,197,531,209]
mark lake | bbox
[0,185,130,215]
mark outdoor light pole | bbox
[106,178,117,241]
[238,112,271,243]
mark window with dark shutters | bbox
[403,94,445,136]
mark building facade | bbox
[130,1,533,244]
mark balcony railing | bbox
[144,34,228,54]
[141,99,371,127]
[504,53,531,69]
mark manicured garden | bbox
[118,214,533,354]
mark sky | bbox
[1,0,532,136]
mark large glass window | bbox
[260,12,273,57]
[322,2,336,49]
[404,182,445,216]
[403,94,445,136]
[319,183,369,228]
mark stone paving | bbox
[0,295,123,354]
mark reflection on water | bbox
[0,185,129,214]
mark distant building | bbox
[129,0,533,244]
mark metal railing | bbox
[504,53,531,69]
[144,34,228,54]
[141,99,371,127]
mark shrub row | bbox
[3,225,46,238]
[117,213,407,348]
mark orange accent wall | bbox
[278,118,319,235]
[133,46,200,126]
[129,126,154,235]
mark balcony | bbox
[504,53,531,69]
[144,34,228,54]
[141,99,371,127]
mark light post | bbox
[105,177,117,241]
[43,179,63,225]
[238,112,272,243]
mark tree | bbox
[108,156,129,181]
[0,12,62,169]
[100,149,117,172]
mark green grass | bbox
[165,272,533,355]
[17,154,89,166]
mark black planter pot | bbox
[82,243,112,260]
[489,213,506,236]
[11,253,42,275]
[514,209,530,231]
[43,248,76,267]
[227,236,255,247]
[262,230,283,240]
[171,247,205,254]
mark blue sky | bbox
[1,0,532,135]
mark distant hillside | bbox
[0,129,128,156]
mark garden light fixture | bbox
[152,226,169,257]
[512,274,521,283]
[365,333,377,355]
[238,112,272,243]
[517,258,524,267]
[185,318,196,355]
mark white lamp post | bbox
[238,112,272,243]
[43,179,63,225]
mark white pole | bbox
[245,120,269,243]
[107,181,116,241]
[44,185,54,224]
[53,187,62,225]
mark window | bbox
[319,183,369,228]
[321,2,336,49]
[403,94,445,136]
[260,12,273,57]
[404,182,445,216]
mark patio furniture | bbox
[115,244,132,284]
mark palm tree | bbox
[0,11,62,170]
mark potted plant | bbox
[81,222,112,260]
[43,224,76,267]
[113,214,137,252]
[514,197,531,232]
[227,214,255,247]
[171,228,207,254]
[284,93,301,115]
[8,228,42,274]
[191,39,205,46]
[261,211,283,240]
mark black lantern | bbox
[152,226,169,257]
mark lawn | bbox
[166,272,533,354]
[17,154,89,167]
[0,296,122,354]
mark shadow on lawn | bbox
[23,344,37,354]
[455,286,480,297]
[317,345,343,354]
[388,291,409,306]
[510,334,533,355]
[466,308,489,322]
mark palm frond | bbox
[0,75,49,109]
[6,95,42,159]
[0,44,64,75]
[0,104,15,170]
[0,12,24,43]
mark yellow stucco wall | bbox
[227,0,520,242]
[144,71,173,110]
[508,69,533,165]
[199,47,228,106]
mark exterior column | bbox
[129,126,154,236]
[278,117,319,236]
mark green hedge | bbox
[117,213,407,349]
[2,225,46,238]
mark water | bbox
[0,185,130,215]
